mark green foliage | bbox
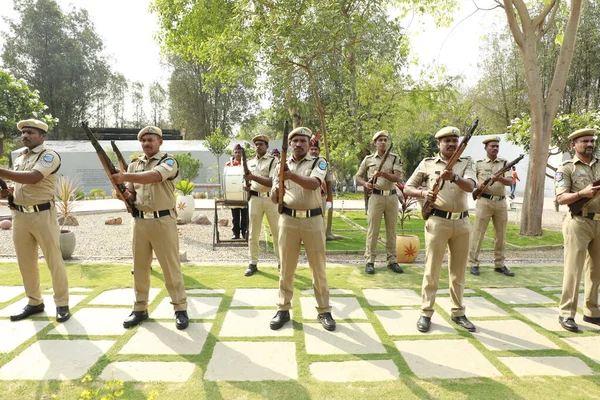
[88,189,106,198]
[128,152,142,161]
[76,374,159,400]
[105,147,118,166]
[396,131,437,179]
[173,152,202,181]
[175,179,195,195]
[397,188,419,236]
[205,128,230,160]
[55,175,81,227]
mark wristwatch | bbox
[450,174,458,183]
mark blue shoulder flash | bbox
[318,160,327,170]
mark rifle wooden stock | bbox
[569,178,600,215]
[472,154,524,200]
[82,122,137,216]
[241,148,251,198]
[111,140,128,172]
[363,143,393,205]
[421,119,479,220]
[0,178,15,208]
[278,121,289,214]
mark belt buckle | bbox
[593,214,600,221]
[23,205,35,213]
[142,212,155,219]
[300,210,309,218]
[450,212,461,220]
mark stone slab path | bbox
[0,286,599,384]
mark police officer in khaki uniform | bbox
[0,119,71,322]
[555,128,600,332]
[269,127,335,332]
[112,126,189,330]
[308,134,333,215]
[469,137,514,277]
[355,131,404,274]
[404,126,477,333]
[225,144,249,239]
[243,134,280,276]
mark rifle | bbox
[363,143,393,206]
[241,147,251,199]
[422,119,479,220]
[111,140,128,172]
[278,121,290,214]
[82,122,137,216]
[472,154,524,200]
[0,178,15,208]
[569,179,600,215]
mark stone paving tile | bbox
[151,296,221,319]
[100,361,195,382]
[304,323,386,355]
[119,322,212,355]
[374,309,457,336]
[436,296,509,317]
[186,289,225,295]
[562,337,600,365]
[310,360,399,382]
[437,288,475,295]
[89,288,160,306]
[219,310,293,337]
[230,288,279,307]
[301,289,354,295]
[394,339,502,379]
[362,288,421,306]
[48,308,127,336]
[0,294,87,317]
[205,342,297,381]
[541,286,583,292]
[498,356,593,376]
[514,307,600,331]
[0,340,114,380]
[300,297,367,320]
[473,320,559,351]
[483,288,555,305]
[0,286,23,303]
[0,320,51,353]
[44,287,93,293]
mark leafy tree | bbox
[130,81,146,127]
[173,152,202,181]
[204,128,231,192]
[109,73,128,128]
[149,81,168,127]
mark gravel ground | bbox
[0,208,567,266]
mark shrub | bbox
[89,189,106,198]
[175,179,194,195]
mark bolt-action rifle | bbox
[472,154,524,200]
[241,147,251,199]
[363,143,393,206]
[569,179,600,215]
[278,121,290,214]
[0,178,15,208]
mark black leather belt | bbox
[250,190,269,197]
[372,189,397,196]
[431,209,469,220]
[14,202,52,213]
[282,206,322,218]
[133,209,171,219]
[481,193,505,201]
[574,212,600,221]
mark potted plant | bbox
[396,185,421,263]
[55,175,81,259]
[175,179,195,223]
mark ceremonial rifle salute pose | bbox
[0,119,71,323]
[404,126,477,333]
[355,131,404,275]
[269,127,335,332]
[469,137,515,277]
[112,126,189,330]
[243,135,280,276]
[555,128,600,332]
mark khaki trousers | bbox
[132,216,187,312]
[559,214,600,318]
[469,198,508,268]
[365,193,398,263]
[277,213,331,313]
[13,207,69,307]
[248,195,280,264]
[421,216,471,318]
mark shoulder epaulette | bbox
[560,159,574,166]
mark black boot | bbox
[123,310,149,328]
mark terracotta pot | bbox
[396,234,420,263]
[176,195,195,222]
[60,230,76,260]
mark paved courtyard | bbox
[1,284,598,386]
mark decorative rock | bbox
[0,219,12,230]
[58,215,79,226]
[180,251,188,262]
[104,217,122,225]
[176,218,187,225]
[192,214,211,225]
[218,219,229,227]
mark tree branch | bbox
[532,0,558,32]
[502,0,525,48]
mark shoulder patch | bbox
[555,172,563,181]
[318,160,327,171]
[40,153,55,168]
[165,158,175,166]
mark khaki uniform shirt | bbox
[13,144,60,206]
[556,155,600,213]
[475,157,511,196]
[273,154,327,210]
[128,152,178,212]
[355,152,402,190]
[248,153,277,193]
[406,156,476,212]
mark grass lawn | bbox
[0,262,598,400]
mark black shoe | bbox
[56,306,71,323]
[387,263,404,274]
[365,263,375,274]
[582,315,600,326]
[231,235,240,240]
[123,310,149,329]
[270,310,290,330]
[451,315,476,332]
[318,312,336,331]
[494,266,515,277]
[10,304,45,321]
[175,310,189,330]
[470,266,480,276]
[417,315,431,332]
[244,264,258,277]
[559,316,579,332]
